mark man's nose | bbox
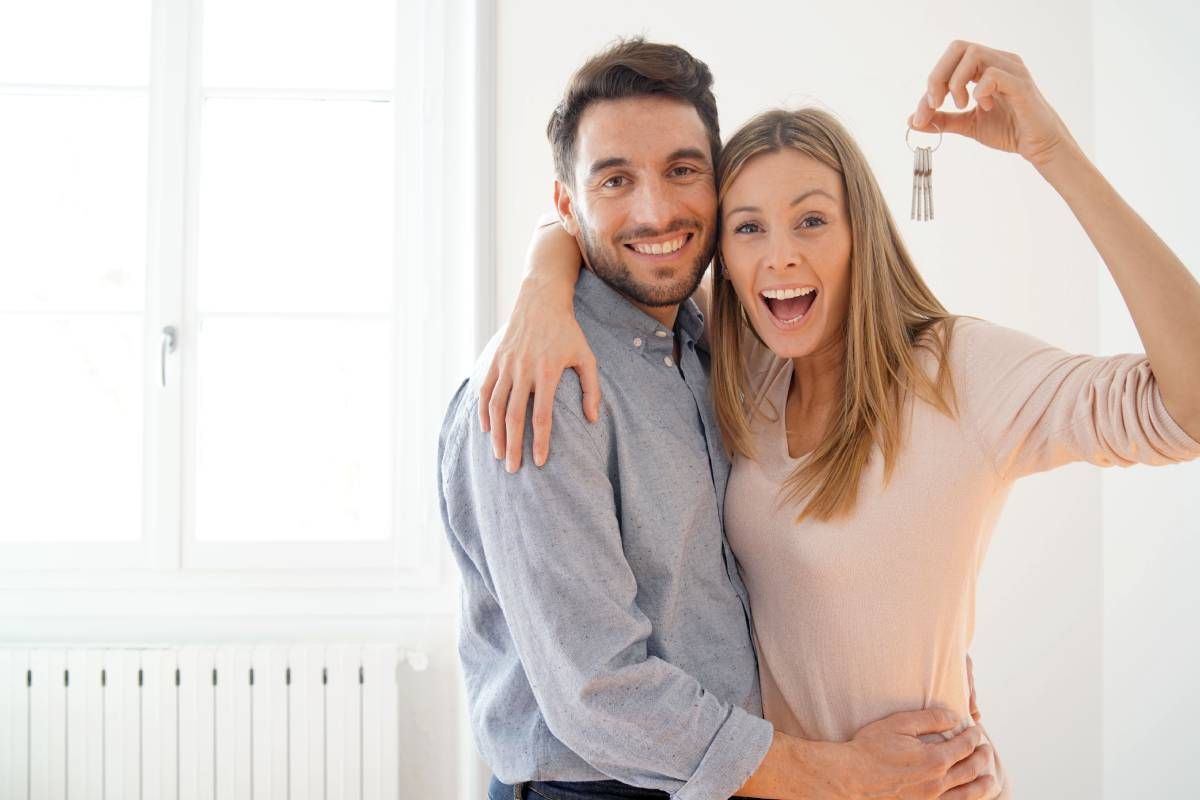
[628,177,677,232]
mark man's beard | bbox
[577,216,715,308]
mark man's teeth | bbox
[761,287,816,300]
[630,235,687,255]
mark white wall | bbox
[1093,2,1200,797]
[492,0,1158,796]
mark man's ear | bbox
[553,180,581,236]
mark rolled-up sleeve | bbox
[956,318,1200,480]
[439,392,773,799]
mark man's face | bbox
[556,96,717,312]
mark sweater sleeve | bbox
[954,317,1200,481]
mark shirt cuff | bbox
[671,707,774,800]
[1151,386,1200,458]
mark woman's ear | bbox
[553,180,581,236]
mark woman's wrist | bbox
[1031,138,1094,192]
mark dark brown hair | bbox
[546,37,721,186]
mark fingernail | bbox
[505,461,516,474]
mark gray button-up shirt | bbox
[438,268,774,799]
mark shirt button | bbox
[664,355,674,367]
[633,337,643,347]
[655,330,669,338]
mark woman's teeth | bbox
[761,287,818,323]
[630,235,688,255]
[761,287,816,300]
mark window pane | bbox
[0,94,147,313]
[0,315,143,542]
[202,0,395,90]
[198,98,394,313]
[0,0,151,86]
[194,317,392,543]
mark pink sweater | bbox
[724,317,1200,797]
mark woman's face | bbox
[720,149,852,360]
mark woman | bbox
[483,41,1200,796]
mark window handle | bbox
[161,325,177,388]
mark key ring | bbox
[906,122,943,152]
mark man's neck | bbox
[631,299,679,331]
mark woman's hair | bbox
[709,107,958,522]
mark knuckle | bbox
[531,411,552,428]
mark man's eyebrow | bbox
[723,188,837,220]
[587,147,710,179]
[587,157,630,177]
[666,147,710,165]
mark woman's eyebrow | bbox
[724,188,837,220]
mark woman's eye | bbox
[602,176,627,189]
[733,222,761,234]
[798,215,826,229]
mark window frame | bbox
[0,0,494,615]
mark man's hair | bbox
[546,37,720,186]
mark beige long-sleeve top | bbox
[724,317,1200,797]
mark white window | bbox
[0,0,491,615]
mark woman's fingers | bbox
[530,366,557,468]
[488,370,514,460]
[917,41,1025,124]
[504,372,534,473]
[577,352,601,424]
[925,40,971,112]
[908,108,974,139]
[479,361,499,433]
[946,47,985,110]
[973,66,1023,109]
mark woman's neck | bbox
[788,337,846,421]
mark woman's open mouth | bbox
[761,286,818,329]
[623,232,694,260]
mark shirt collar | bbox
[574,267,706,346]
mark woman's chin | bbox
[751,305,822,360]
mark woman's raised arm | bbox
[910,40,1200,439]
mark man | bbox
[438,38,998,800]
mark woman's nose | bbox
[766,233,800,271]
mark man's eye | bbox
[734,222,761,234]
[670,166,695,177]
[602,176,627,189]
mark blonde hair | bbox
[710,108,958,522]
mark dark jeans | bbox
[488,776,668,800]
[488,775,752,800]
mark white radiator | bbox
[0,644,428,800]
